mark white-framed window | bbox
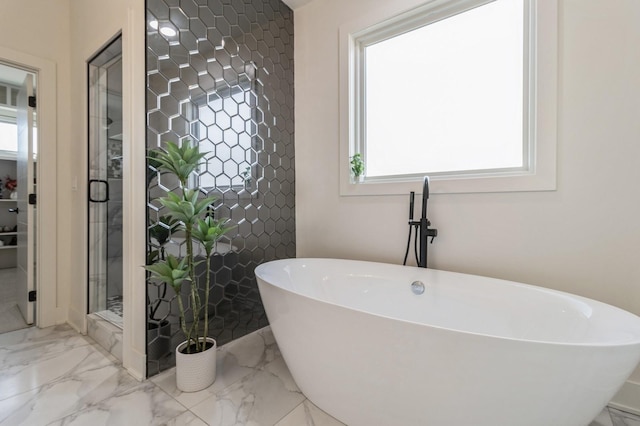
[0,121,18,152]
[0,117,18,160]
[339,0,558,196]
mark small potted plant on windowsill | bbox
[146,140,232,392]
[350,153,365,183]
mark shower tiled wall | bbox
[145,0,294,376]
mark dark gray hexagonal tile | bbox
[148,0,169,20]
[178,30,198,53]
[148,110,170,133]
[179,65,198,86]
[197,72,215,93]
[158,57,180,80]
[189,52,207,72]
[223,5,238,25]
[159,94,180,116]
[206,60,223,77]
[215,16,231,36]
[169,6,189,30]
[170,115,189,134]
[169,79,189,100]
[180,0,199,16]
[273,193,286,209]
[148,72,169,96]
[198,5,216,27]
[189,17,207,39]
[216,48,232,68]
[222,36,239,55]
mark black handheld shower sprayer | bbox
[403,176,438,268]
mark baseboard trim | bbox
[609,380,640,416]
[124,347,146,381]
[67,307,86,334]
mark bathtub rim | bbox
[255,257,640,348]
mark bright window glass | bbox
[360,0,526,179]
[0,121,18,152]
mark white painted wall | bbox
[68,0,147,379]
[295,0,640,397]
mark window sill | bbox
[340,168,556,197]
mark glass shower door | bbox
[88,36,123,327]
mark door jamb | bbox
[0,47,59,328]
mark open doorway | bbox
[0,62,37,334]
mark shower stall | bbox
[88,36,124,329]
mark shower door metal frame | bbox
[87,34,123,321]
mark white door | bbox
[16,74,35,324]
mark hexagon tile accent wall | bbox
[145,0,295,377]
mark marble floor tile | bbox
[0,340,113,401]
[152,326,279,409]
[610,407,640,426]
[592,408,615,426]
[49,381,187,426]
[2,324,640,426]
[0,324,77,348]
[0,329,91,363]
[0,268,28,335]
[0,304,28,335]
[275,400,346,426]
[190,357,305,426]
[166,411,209,426]
[0,358,139,425]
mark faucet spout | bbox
[422,176,429,220]
[403,176,438,268]
[418,176,437,268]
[419,176,429,268]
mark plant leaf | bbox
[145,254,191,294]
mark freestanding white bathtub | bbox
[255,258,640,426]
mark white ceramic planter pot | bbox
[175,337,217,392]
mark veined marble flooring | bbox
[0,324,638,426]
[0,268,29,335]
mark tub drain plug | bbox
[411,281,425,295]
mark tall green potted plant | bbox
[146,140,232,392]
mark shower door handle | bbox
[8,207,18,214]
[89,179,110,203]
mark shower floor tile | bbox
[93,309,123,329]
[92,295,124,329]
[0,323,637,425]
[106,295,123,317]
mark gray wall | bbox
[145,0,294,376]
